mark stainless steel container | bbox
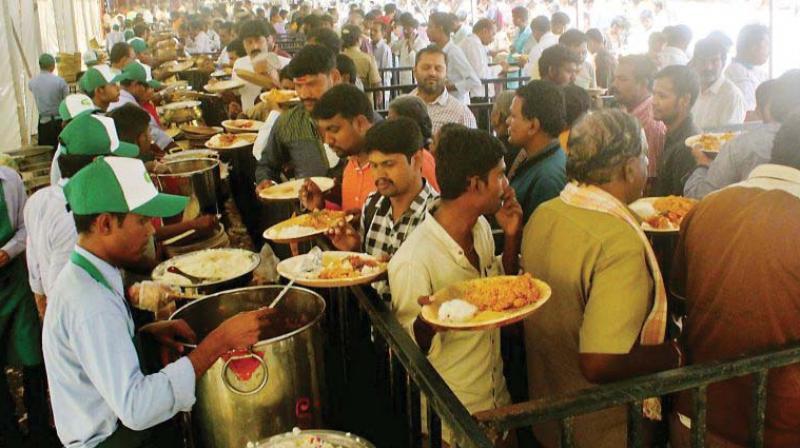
[171,286,326,448]
[152,158,221,220]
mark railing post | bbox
[559,416,574,448]
[406,373,422,448]
[750,370,768,448]
[627,400,644,448]
[427,401,442,448]
[691,385,707,448]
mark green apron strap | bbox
[0,180,13,246]
[69,251,116,292]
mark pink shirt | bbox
[629,96,667,178]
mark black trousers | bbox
[37,119,62,149]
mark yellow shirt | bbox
[521,198,654,448]
[342,47,381,87]
[388,209,510,444]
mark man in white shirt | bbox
[233,19,290,112]
[394,13,428,85]
[658,24,692,68]
[460,19,506,100]
[426,12,481,104]
[42,156,272,448]
[725,24,770,113]
[690,37,746,129]
[451,12,471,46]
[106,24,126,52]
[410,46,477,134]
[370,20,393,88]
[559,29,598,89]
[388,126,522,445]
[523,15,559,79]
[186,20,213,54]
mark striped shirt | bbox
[408,89,477,134]
[361,180,438,300]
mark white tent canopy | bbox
[0,0,103,152]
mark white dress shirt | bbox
[725,60,769,112]
[442,40,482,104]
[233,54,290,111]
[523,32,559,79]
[658,46,689,68]
[409,89,477,134]
[452,24,470,46]
[186,31,213,54]
[459,34,496,98]
[388,209,511,441]
[0,167,27,260]
[575,59,598,90]
[692,76,747,130]
[43,246,196,448]
[23,185,76,296]
[395,34,428,85]
[108,90,174,150]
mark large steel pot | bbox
[152,158,221,221]
[171,286,326,448]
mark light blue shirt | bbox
[42,246,196,448]
[108,89,174,150]
[29,71,69,120]
[0,166,27,260]
[442,40,481,103]
[683,122,780,199]
[511,26,532,56]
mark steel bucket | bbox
[152,158,221,221]
[171,286,326,448]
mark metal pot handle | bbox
[221,352,269,396]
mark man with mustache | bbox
[320,116,440,301]
[689,37,747,129]
[300,84,438,213]
[410,45,477,135]
[232,19,290,111]
[254,44,342,192]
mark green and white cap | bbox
[78,64,118,95]
[64,156,188,217]
[115,61,162,89]
[59,114,139,157]
[58,94,98,121]
[128,37,149,54]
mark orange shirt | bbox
[340,151,440,212]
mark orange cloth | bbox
[559,130,570,154]
[341,150,440,212]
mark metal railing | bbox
[474,342,800,448]
[341,285,496,448]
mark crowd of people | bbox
[4,0,798,447]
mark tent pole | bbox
[1,0,31,146]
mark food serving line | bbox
[140,35,773,447]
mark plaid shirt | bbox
[360,180,438,300]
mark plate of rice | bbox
[277,251,387,288]
[420,274,551,331]
[254,428,375,448]
[263,210,349,244]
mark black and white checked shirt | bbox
[359,180,438,300]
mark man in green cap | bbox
[28,53,69,149]
[108,62,176,152]
[27,113,140,315]
[78,64,121,111]
[128,37,154,67]
[0,164,55,446]
[58,93,98,123]
[42,156,273,447]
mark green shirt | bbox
[509,142,567,225]
[520,198,653,448]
